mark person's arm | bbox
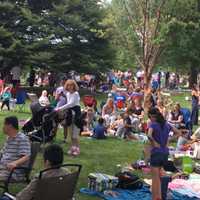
[102,106,106,117]
[168,113,176,123]
[177,115,183,124]
[147,127,160,148]
[7,155,30,171]
[56,92,79,111]
[7,136,31,171]
[139,110,145,119]
[16,178,38,200]
[171,126,182,137]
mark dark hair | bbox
[148,107,166,129]
[98,117,104,125]
[43,144,64,167]
[4,116,19,130]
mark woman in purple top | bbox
[148,108,181,200]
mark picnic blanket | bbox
[80,186,198,200]
[168,175,200,199]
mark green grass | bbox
[0,91,192,199]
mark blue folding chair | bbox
[16,90,27,112]
[181,108,193,138]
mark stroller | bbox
[22,102,57,143]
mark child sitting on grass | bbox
[92,118,107,139]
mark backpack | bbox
[116,172,143,190]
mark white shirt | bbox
[11,66,21,80]
[39,96,50,106]
[58,91,80,111]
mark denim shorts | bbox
[150,152,168,167]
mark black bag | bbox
[116,172,143,190]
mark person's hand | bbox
[7,162,17,171]
[54,108,60,112]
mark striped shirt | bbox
[0,132,31,179]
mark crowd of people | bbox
[0,67,200,200]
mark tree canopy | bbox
[0,0,115,72]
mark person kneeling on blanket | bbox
[0,144,68,200]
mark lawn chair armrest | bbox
[6,167,31,185]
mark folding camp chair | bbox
[15,90,27,112]
[27,93,38,103]
[0,142,40,193]
[34,164,82,200]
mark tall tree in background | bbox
[119,0,173,90]
[163,0,200,87]
[0,0,114,72]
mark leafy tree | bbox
[0,0,115,72]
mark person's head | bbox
[173,103,181,112]
[87,107,94,114]
[64,79,79,93]
[148,107,166,128]
[98,117,104,125]
[43,144,64,168]
[42,90,48,97]
[134,97,142,107]
[3,116,19,136]
[157,98,164,107]
[106,98,114,107]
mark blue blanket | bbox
[80,187,200,200]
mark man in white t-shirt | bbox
[11,66,21,86]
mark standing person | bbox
[55,80,81,156]
[191,84,199,125]
[1,87,11,111]
[147,108,181,200]
[28,67,35,87]
[10,66,21,87]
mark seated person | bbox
[0,116,31,181]
[131,98,144,131]
[39,90,50,107]
[168,103,184,128]
[92,118,107,139]
[117,109,138,140]
[102,98,116,126]
[12,144,68,200]
[85,107,96,131]
[156,99,168,119]
[109,114,124,136]
[1,87,11,111]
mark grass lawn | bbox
[0,91,192,199]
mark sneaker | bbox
[67,146,76,155]
[72,147,80,156]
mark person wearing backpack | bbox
[147,108,181,200]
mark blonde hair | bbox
[64,79,79,92]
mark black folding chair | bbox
[34,164,82,200]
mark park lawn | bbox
[0,91,191,200]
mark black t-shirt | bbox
[132,107,144,116]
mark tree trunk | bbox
[143,68,153,113]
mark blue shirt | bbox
[93,124,106,139]
[149,122,172,154]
